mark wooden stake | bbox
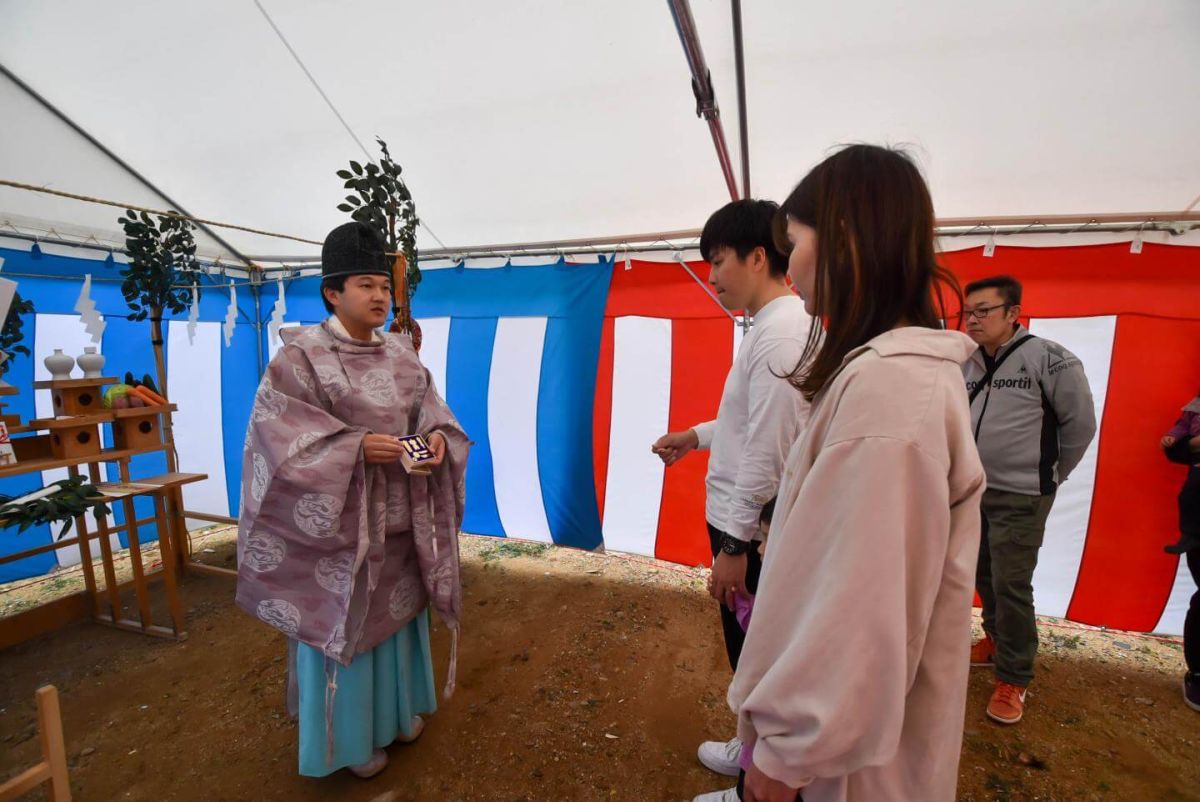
[151,493,186,636]
[150,312,179,473]
[117,460,152,628]
[66,465,100,617]
[0,685,72,801]
[37,686,71,801]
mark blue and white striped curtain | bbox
[0,245,259,582]
[0,245,612,583]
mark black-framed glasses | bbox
[965,303,1011,320]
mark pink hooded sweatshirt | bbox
[729,327,985,802]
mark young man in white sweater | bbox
[652,199,813,789]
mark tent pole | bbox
[251,277,266,375]
[5,216,1199,270]
[731,0,751,199]
[0,230,253,276]
[666,0,740,202]
[0,63,254,267]
[399,211,1200,261]
[5,214,1198,268]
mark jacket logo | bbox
[1045,341,1068,369]
[991,376,1034,390]
[1044,341,1081,375]
[965,375,1034,392]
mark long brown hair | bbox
[775,144,962,400]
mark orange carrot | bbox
[137,384,169,405]
[130,385,166,407]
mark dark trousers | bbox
[1186,550,1200,675]
[708,523,763,672]
[976,488,1055,687]
[1183,467,1200,673]
[737,770,803,801]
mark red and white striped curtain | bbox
[592,243,1200,636]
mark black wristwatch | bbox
[719,534,751,556]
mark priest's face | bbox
[325,274,392,331]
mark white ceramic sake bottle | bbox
[77,346,105,379]
[43,349,75,380]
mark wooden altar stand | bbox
[0,378,210,649]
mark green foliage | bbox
[0,476,110,540]
[480,541,550,562]
[0,291,35,376]
[117,210,204,321]
[336,137,420,298]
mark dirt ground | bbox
[2,529,1198,802]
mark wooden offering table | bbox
[0,377,210,649]
[83,473,207,640]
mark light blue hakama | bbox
[294,610,436,777]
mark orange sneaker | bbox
[970,634,995,667]
[987,680,1027,725]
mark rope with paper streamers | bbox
[223,284,238,347]
[186,282,200,345]
[73,274,105,343]
[268,277,287,344]
[0,178,331,262]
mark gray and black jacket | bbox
[963,325,1097,496]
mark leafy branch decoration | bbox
[335,137,420,300]
[0,477,110,540]
[117,210,204,322]
[0,292,35,376]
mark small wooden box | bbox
[47,421,103,459]
[26,414,111,460]
[111,407,168,451]
[35,377,116,417]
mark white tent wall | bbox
[0,1,727,256]
[0,70,239,258]
[728,1,1200,217]
[2,2,1194,258]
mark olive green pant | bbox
[976,488,1056,687]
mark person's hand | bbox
[363,433,405,464]
[425,431,447,467]
[710,550,748,610]
[743,762,803,802]
[1162,435,1178,449]
[652,430,699,466]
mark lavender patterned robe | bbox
[235,321,468,675]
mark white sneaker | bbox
[348,747,388,779]
[692,788,738,802]
[394,715,425,744]
[697,735,742,776]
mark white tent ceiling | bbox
[1,0,1197,262]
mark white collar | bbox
[749,293,798,326]
[328,315,383,343]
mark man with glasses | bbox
[962,275,1096,726]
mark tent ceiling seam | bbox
[0,62,255,268]
[251,0,449,251]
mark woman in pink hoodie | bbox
[725,145,985,802]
